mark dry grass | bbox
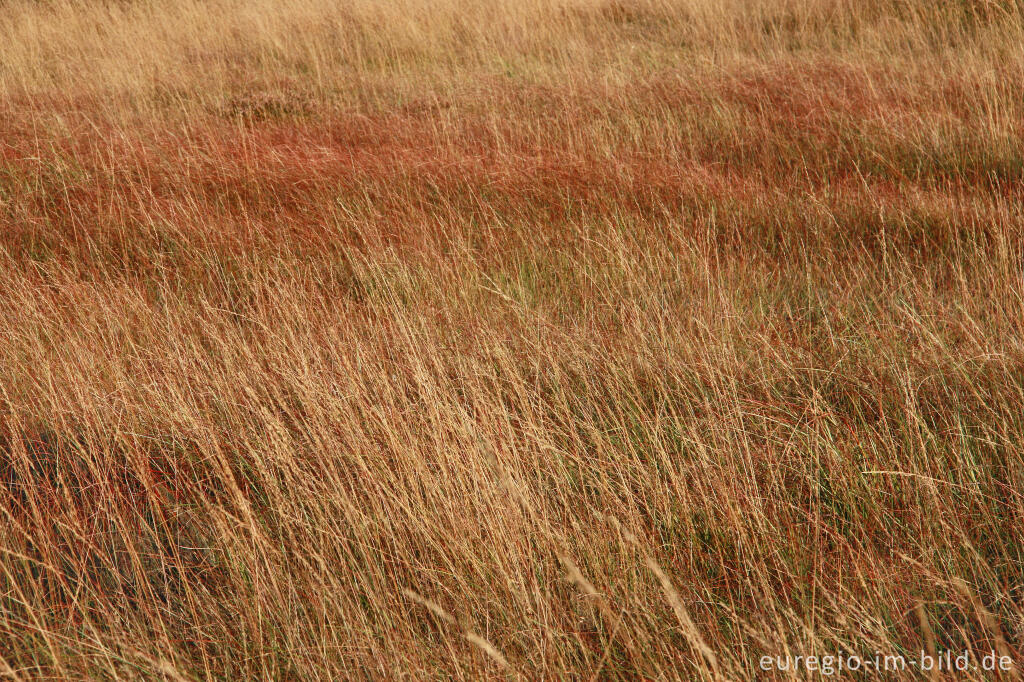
[1,0,1024,678]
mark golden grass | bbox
[1,0,1024,678]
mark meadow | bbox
[1,0,1023,678]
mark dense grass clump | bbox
[1,0,1023,678]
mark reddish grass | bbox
[2,11,1024,675]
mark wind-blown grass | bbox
[1,0,1023,678]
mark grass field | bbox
[2,0,1024,678]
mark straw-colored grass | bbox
[1,0,1023,678]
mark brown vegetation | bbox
[1,0,1023,678]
